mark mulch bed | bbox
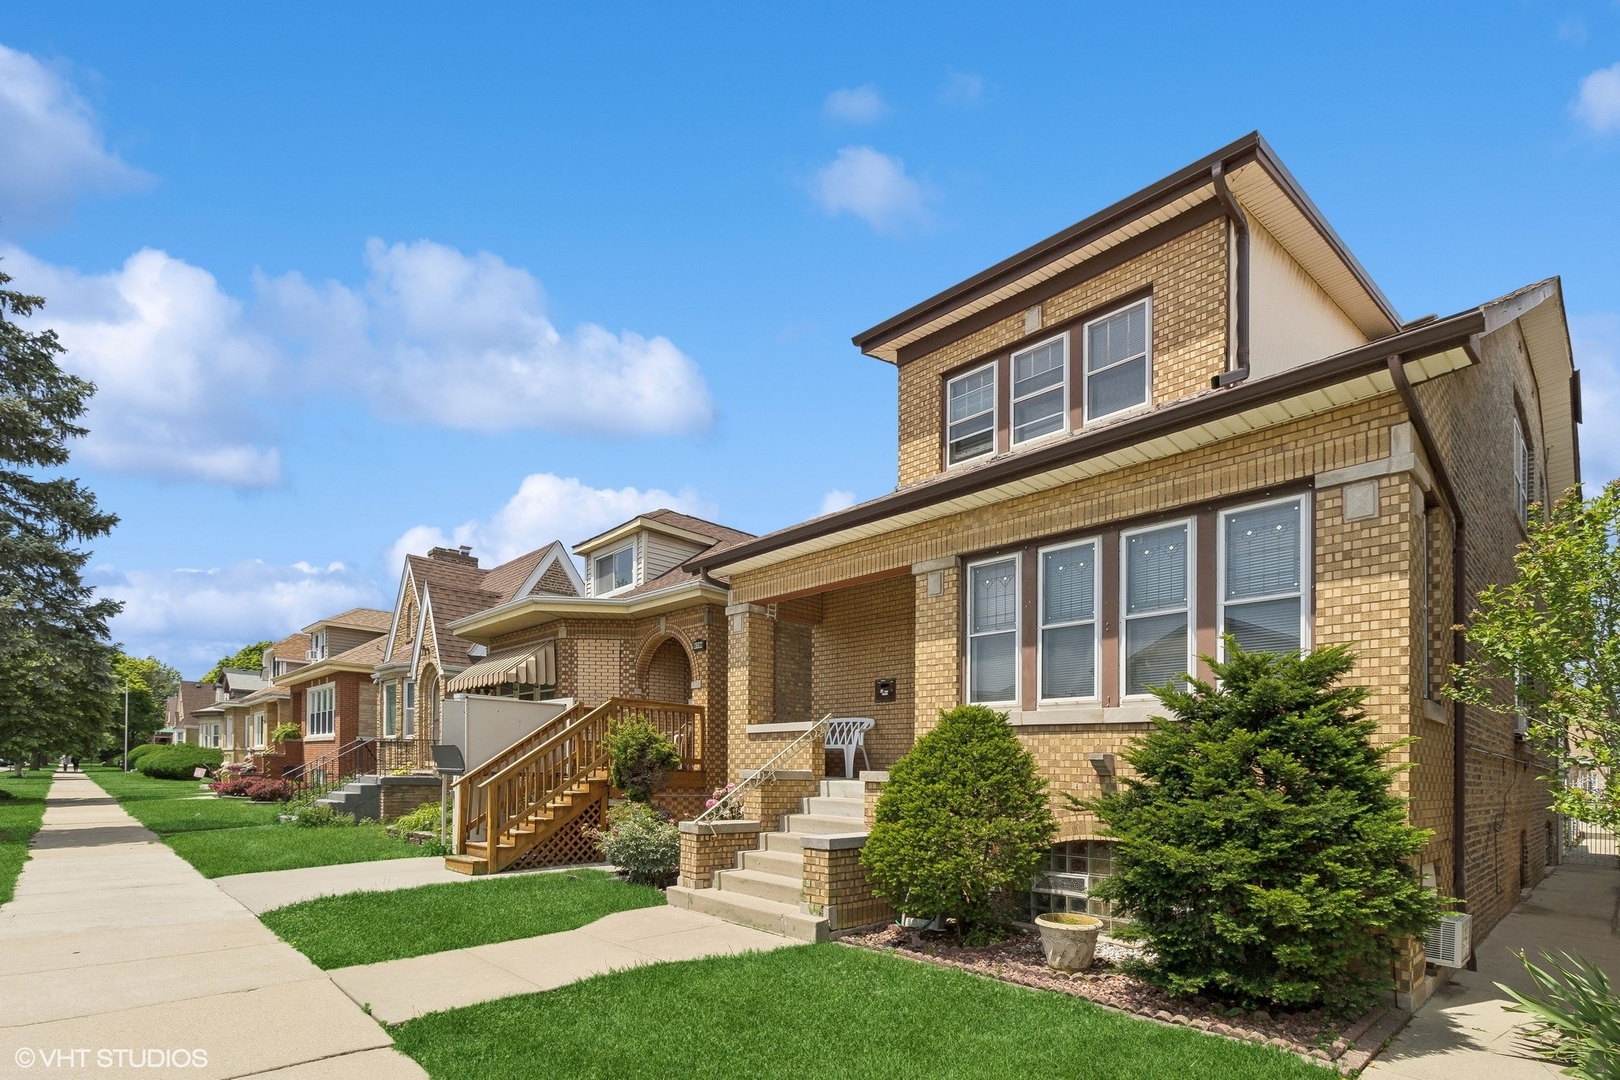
[841,924,1389,1073]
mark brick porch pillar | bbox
[913,558,960,739]
[727,603,776,780]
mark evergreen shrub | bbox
[1084,643,1441,1012]
[603,715,680,802]
[861,704,1055,941]
[136,744,223,780]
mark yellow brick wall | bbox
[810,576,916,770]
[897,217,1229,487]
[802,845,894,929]
[678,826,761,889]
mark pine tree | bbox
[0,261,121,770]
[1083,644,1439,1012]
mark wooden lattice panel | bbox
[507,793,606,870]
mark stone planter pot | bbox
[898,914,940,930]
[1034,912,1103,971]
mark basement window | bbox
[946,363,997,466]
[1084,299,1150,422]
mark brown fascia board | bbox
[696,308,1485,574]
[853,131,1400,360]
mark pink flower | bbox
[704,799,719,809]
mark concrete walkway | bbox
[1366,860,1620,1079]
[330,903,797,1023]
[0,772,426,1080]
[215,855,614,913]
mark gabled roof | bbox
[301,607,393,635]
[276,634,390,686]
[220,668,267,696]
[854,132,1401,364]
[574,509,753,557]
[271,633,311,661]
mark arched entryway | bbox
[644,638,692,704]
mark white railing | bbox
[693,713,832,824]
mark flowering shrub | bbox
[587,802,679,885]
[211,776,257,797]
[245,778,293,802]
[704,783,744,820]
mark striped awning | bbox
[446,641,556,694]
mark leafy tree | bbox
[1449,482,1620,834]
[862,704,1056,941]
[203,640,272,683]
[604,715,681,802]
[110,653,182,748]
[1083,644,1439,1012]
[0,261,120,773]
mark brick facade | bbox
[802,839,893,930]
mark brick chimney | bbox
[427,545,479,567]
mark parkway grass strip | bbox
[0,772,54,905]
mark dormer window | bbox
[594,545,635,594]
[308,631,327,661]
[1084,299,1150,422]
[1011,336,1067,445]
[947,363,996,466]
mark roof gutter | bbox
[1386,354,1473,970]
[1211,160,1251,388]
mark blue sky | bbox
[1,2,1617,676]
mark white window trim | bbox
[1009,333,1070,449]
[1513,413,1531,528]
[1082,296,1153,426]
[966,552,1021,707]
[305,681,336,741]
[382,682,398,738]
[593,542,637,597]
[1215,494,1313,662]
[945,361,999,469]
[1037,537,1102,705]
[1120,516,1196,701]
[403,679,416,738]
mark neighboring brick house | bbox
[160,680,217,745]
[683,133,1578,995]
[446,509,754,817]
[210,634,309,767]
[276,608,392,771]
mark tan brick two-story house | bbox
[675,133,1578,989]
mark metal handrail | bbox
[693,713,832,824]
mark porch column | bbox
[913,558,961,739]
[726,603,775,778]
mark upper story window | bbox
[594,544,635,594]
[1084,300,1150,423]
[308,631,327,661]
[306,683,335,738]
[1040,539,1099,701]
[1123,519,1191,696]
[1011,336,1067,445]
[1219,497,1307,657]
[967,556,1019,704]
[947,363,996,466]
[1513,413,1532,527]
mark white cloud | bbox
[3,244,283,487]
[819,489,856,515]
[1573,313,1620,488]
[260,238,715,437]
[389,472,718,570]
[823,85,887,124]
[0,44,148,226]
[811,146,927,233]
[97,559,375,676]
[940,70,984,105]
[1573,62,1620,134]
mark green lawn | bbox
[0,771,53,905]
[392,944,1331,1080]
[261,869,664,969]
[85,765,423,879]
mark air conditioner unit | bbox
[1514,714,1530,741]
[1423,913,1472,968]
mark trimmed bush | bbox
[604,716,680,803]
[211,776,257,798]
[1083,644,1441,1012]
[245,778,293,802]
[136,744,224,780]
[861,705,1056,941]
[588,802,678,885]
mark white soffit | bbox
[717,349,1471,578]
[868,188,1219,362]
[1490,281,1577,497]
[1226,160,1398,341]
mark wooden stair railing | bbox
[452,697,704,874]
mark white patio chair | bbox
[824,718,874,779]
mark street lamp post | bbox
[123,680,130,772]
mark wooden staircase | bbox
[445,697,703,876]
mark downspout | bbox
[1211,161,1251,388]
[1386,354,1472,967]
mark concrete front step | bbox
[713,867,802,905]
[739,848,803,877]
[820,779,865,799]
[780,813,870,836]
[803,796,864,819]
[666,885,828,942]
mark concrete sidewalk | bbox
[330,904,797,1023]
[215,855,615,913]
[0,772,426,1080]
[1366,860,1620,1079]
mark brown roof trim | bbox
[854,132,1400,358]
[697,308,1484,573]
